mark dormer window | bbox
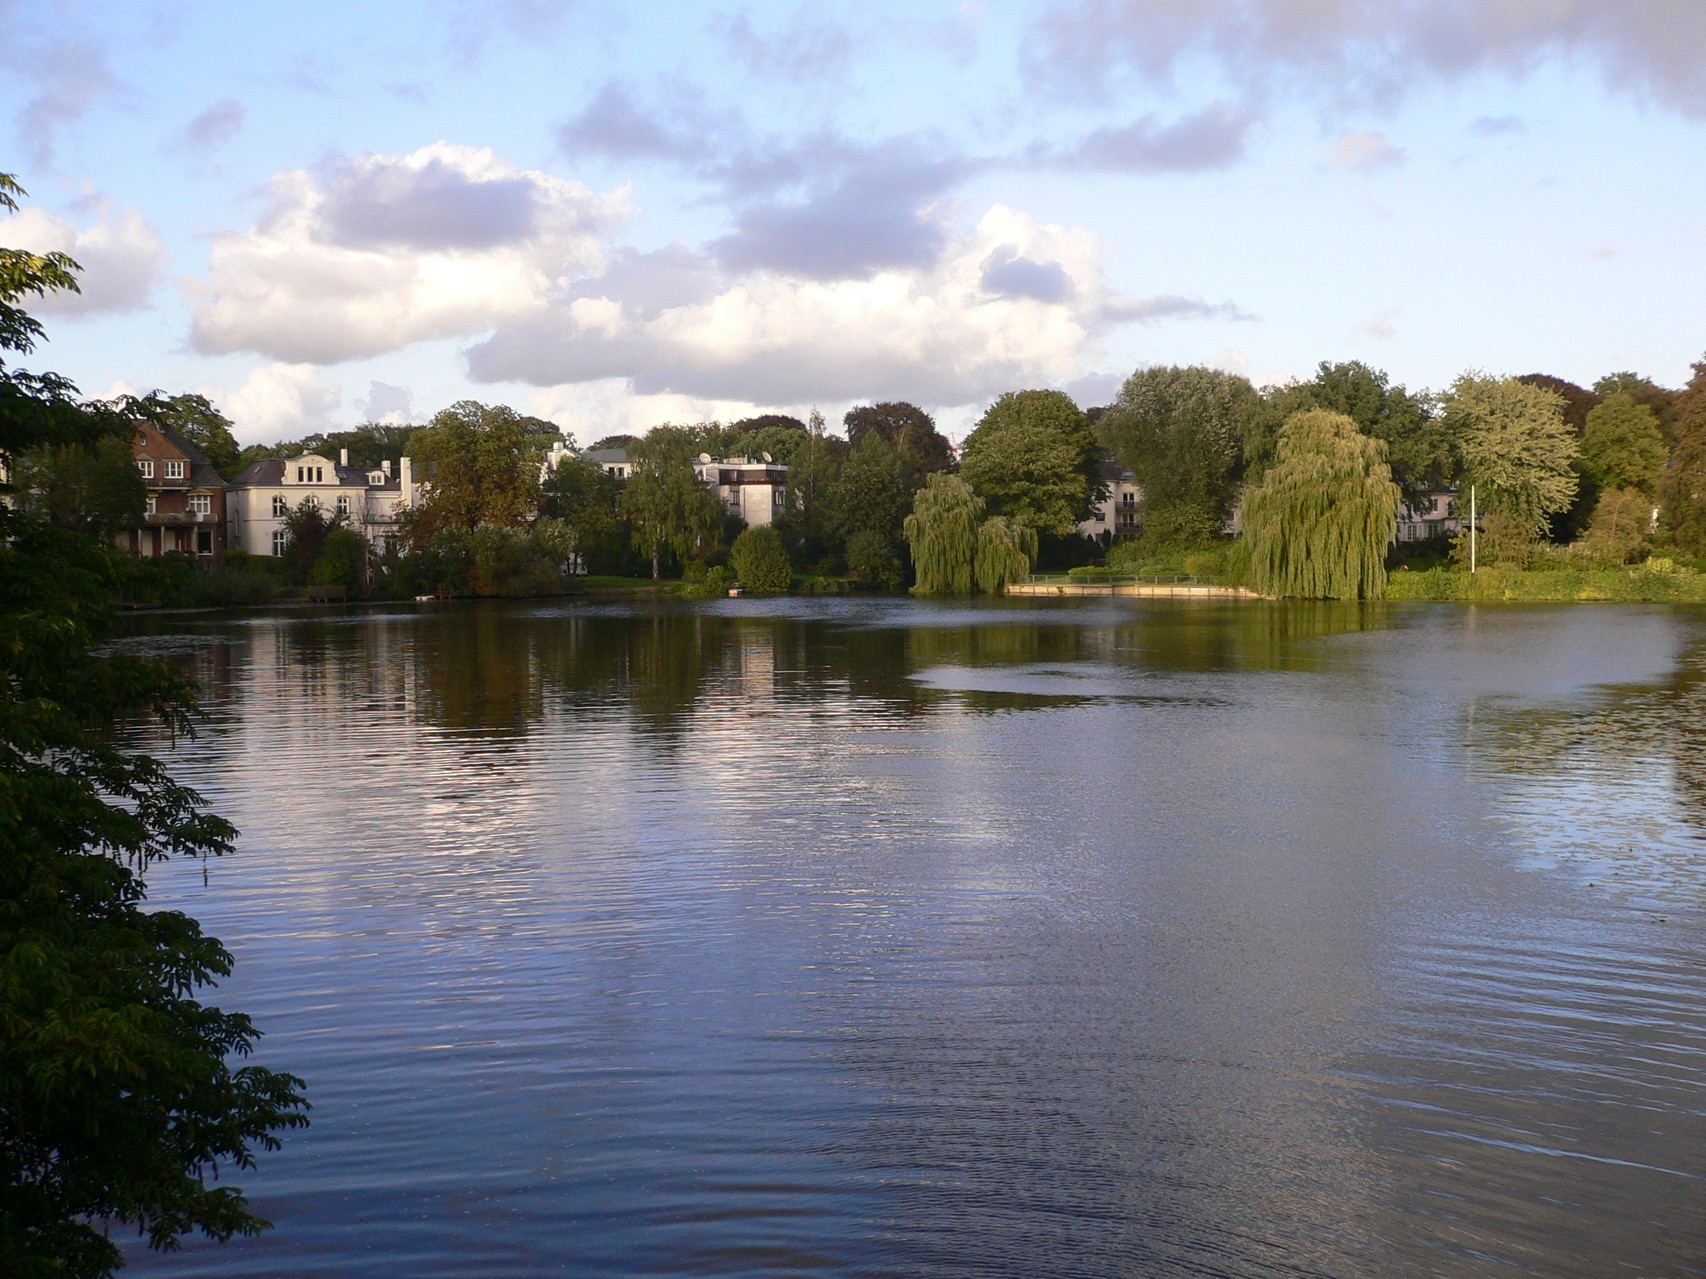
[164,460,185,479]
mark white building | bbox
[1396,491,1464,543]
[1077,459,1142,542]
[585,447,788,528]
[227,448,419,556]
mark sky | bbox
[3,0,1704,447]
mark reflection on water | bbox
[120,599,1706,1278]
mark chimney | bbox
[382,458,392,478]
[340,447,349,466]
[399,456,413,503]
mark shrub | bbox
[730,525,793,593]
[844,529,903,590]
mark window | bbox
[272,529,290,556]
[145,496,157,515]
[301,496,318,511]
[336,494,350,516]
[136,459,154,478]
[272,495,288,517]
[189,494,212,515]
[164,460,185,479]
[196,529,213,555]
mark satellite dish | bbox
[699,452,712,464]
[761,452,772,463]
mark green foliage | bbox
[729,525,792,593]
[1581,393,1667,494]
[408,528,474,596]
[1386,559,1706,603]
[622,425,724,579]
[1446,373,1579,539]
[1,174,308,1277]
[772,410,846,565]
[310,526,367,592]
[119,392,242,479]
[539,451,622,571]
[1250,362,1447,504]
[828,431,910,546]
[1659,358,1706,554]
[13,433,146,537]
[1575,487,1654,566]
[904,473,981,595]
[1451,509,1540,569]
[844,529,904,590]
[1243,409,1400,599]
[843,401,954,477]
[411,401,552,536]
[471,526,565,597]
[973,515,1038,594]
[959,389,1099,534]
[1098,365,1257,540]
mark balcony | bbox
[144,510,218,525]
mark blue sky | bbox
[3,0,1703,446]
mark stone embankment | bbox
[1005,576,1265,600]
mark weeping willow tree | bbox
[905,473,981,594]
[974,515,1037,593]
[904,475,1039,595]
[1243,408,1400,599]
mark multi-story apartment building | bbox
[226,448,419,556]
[584,447,789,528]
[127,424,227,559]
[1077,459,1142,543]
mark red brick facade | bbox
[127,425,226,558]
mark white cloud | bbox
[217,363,344,445]
[1357,309,1400,338]
[188,142,629,363]
[2,205,166,316]
[470,204,1234,408]
[1331,130,1405,171]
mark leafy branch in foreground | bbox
[2,173,308,1279]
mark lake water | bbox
[119,598,1706,1277]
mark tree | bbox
[411,401,551,536]
[843,401,954,478]
[902,474,1035,595]
[621,425,722,578]
[904,473,981,595]
[1097,365,1257,544]
[1659,357,1706,554]
[828,431,911,547]
[310,526,367,593]
[1251,362,1448,506]
[1576,487,1653,566]
[1242,409,1400,599]
[773,409,846,566]
[1445,373,1578,541]
[1516,373,1599,434]
[959,389,1103,533]
[539,450,622,572]
[1594,371,1680,443]
[1581,392,1667,495]
[2,174,308,1277]
[843,529,903,590]
[730,525,792,593]
[121,392,242,480]
[973,516,1038,594]
[13,432,145,538]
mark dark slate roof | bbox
[229,454,400,490]
[586,447,630,464]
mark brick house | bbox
[127,425,226,559]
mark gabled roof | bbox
[139,423,224,488]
